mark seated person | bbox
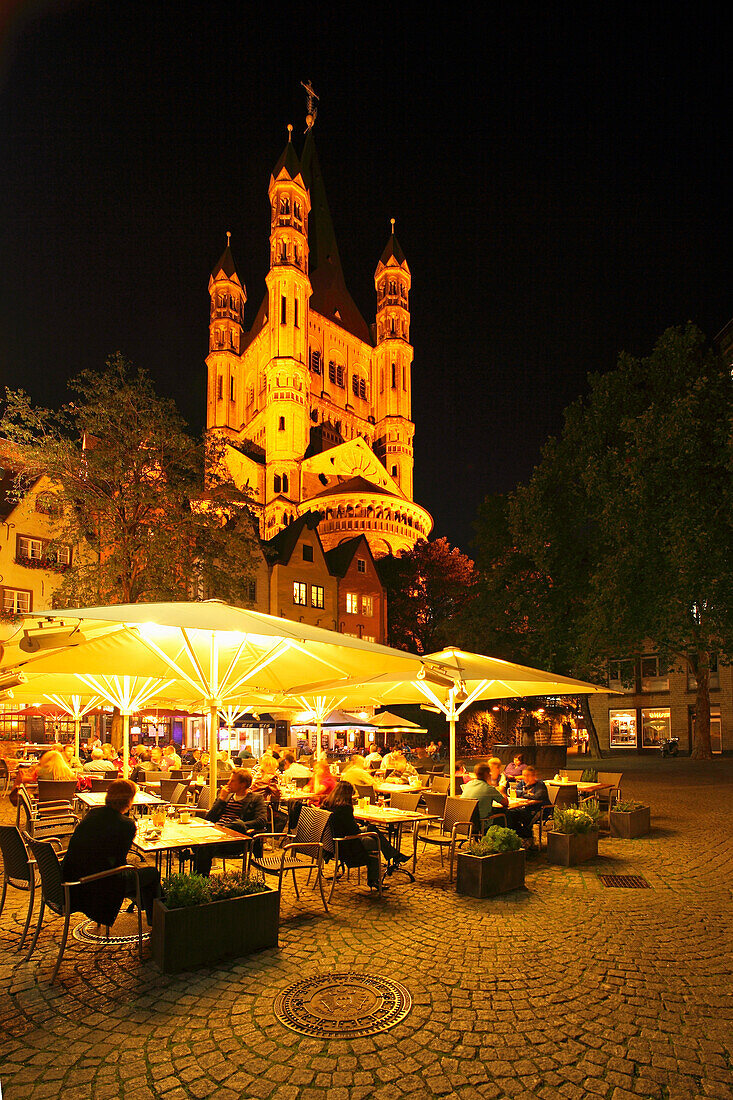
[506,766,550,844]
[364,747,383,770]
[341,755,377,788]
[487,757,508,792]
[322,781,407,888]
[37,749,76,782]
[192,751,209,777]
[62,779,160,925]
[83,747,118,774]
[461,763,508,828]
[281,752,311,780]
[239,743,256,761]
[62,743,83,774]
[193,770,268,876]
[130,750,152,783]
[380,748,401,773]
[160,744,182,772]
[216,750,235,778]
[181,746,198,766]
[504,753,525,781]
[289,759,336,829]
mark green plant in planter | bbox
[162,872,268,909]
[613,799,644,813]
[580,768,599,782]
[465,826,522,856]
[553,799,601,835]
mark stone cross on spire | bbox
[301,79,319,132]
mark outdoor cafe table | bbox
[131,817,246,875]
[75,790,168,813]
[354,805,439,883]
[545,780,612,795]
[376,782,426,795]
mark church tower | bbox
[373,221,415,498]
[206,233,246,435]
[262,127,312,520]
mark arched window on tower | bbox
[391,363,396,389]
[390,318,396,335]
[293,200,302,225]
[279,416,285,431]
[273,475,281,493]
[282,473,289,494]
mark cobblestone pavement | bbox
[1,758,732,1100]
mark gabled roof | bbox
[301,131,372,345]
[262,512,321,566]
[324,534,372,578]
[310,475,399,501]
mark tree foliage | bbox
[377,537,477,654]
[470,325,733,758]
[1,354,260,608]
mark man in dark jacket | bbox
[62,779,160,925]
[193,769,268,876]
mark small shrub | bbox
[580,768,599,782]
[162,872,268,908]
[465,826,522,856]
[553,799,601,835]
[613,799,644,813]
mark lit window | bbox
[18,537,43,561]
[311,585,324,609]
[2,587,31,613]
[361,595,373,616]
[46,544,71,566]
[357,558,366,573]
[363,635,376,643]
[346,593,359,614]
[293,582,307,606]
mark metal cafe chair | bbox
[421,790,447,821]
[23,836,145,983]
[418,796,479,881]
[327,828,383,901]
[37,780,78,807]
[431,775,450,794]
[15,785,77,851]
[354,783,377,805]
[389,790,421,813]
[89,777,114,793]
[0,825,38,950]
[249,805,332,913]
[0,757,10,795]
[159,778,182,803]
[292,775,310,789]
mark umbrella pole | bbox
[122,712,130,780]
[448,710,456,797]
[74,716,80,763]
[316,717,322,762]
[209,703,218,796]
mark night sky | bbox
[1,2,730,552]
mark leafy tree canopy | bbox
[470,324,733,758]
[1,354,259,607]
[377,536,477,654]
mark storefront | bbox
[609,709,638,750]
[640,708,671,749]
[608,706,672,752]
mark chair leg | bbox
[0,875,7,919]
[51,910,71,983]
[19,878,35,950]
[291,868,299,899]
[316,859,329,914]
[24,899,45,961]
[135,875,144,963]
[328,865,338,904]
[449,841,455,883]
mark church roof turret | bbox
[211,232,239,281]
[378,219,409,270]
[271,125,301,180]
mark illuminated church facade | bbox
[205,118,432,558]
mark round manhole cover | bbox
[72,912,150,947]
[274,972,412,1038]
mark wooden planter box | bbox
[151,888,280,973]
[609,806,650,839]
[547,829,598,867]
[456,849,525,898]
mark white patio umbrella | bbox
[288,648,611,794]
[0,600,428,790]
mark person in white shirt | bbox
[380,749,402,773]
[281,753,311,779]
[365,748,383,769]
